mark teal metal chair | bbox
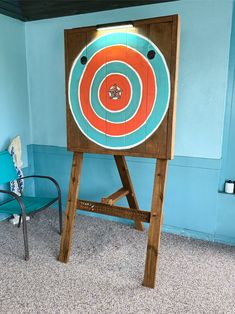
[0,151,62,260]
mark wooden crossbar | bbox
[101,187,129,205]
[77,199,151,223]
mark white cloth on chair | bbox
[8,135,24,196]
[7,136,29,225]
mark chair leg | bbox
[22,214,29,261]
[58,197,63,235]
[18,215,21,228]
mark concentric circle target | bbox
[69,32,170,149]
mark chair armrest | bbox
[0,190,26,216]
[17,175,61,199]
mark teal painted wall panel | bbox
[215,5,235,243]
[216,193,235,239]
[25,0,233,159]
[219,4,235,189]
[0,14,30,166]
[165,165,219,234]
[30,145,233,244]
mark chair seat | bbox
[0,196,57,215]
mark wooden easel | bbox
[58,15,179,288]
[58,153,168,288]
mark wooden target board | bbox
[65,15,179,159]
[60,15,180,288]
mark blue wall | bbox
[0,14,31,221]
[1,1,235,245]
[215,3,235,244]
[0,14,30,166]
[220,4,235,187]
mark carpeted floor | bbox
[0,209,234,314]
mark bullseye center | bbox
[108,84,122,100]
[99,74,131,112]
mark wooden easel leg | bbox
[143,159,168,288]
[114,155,144,231]
[58,152,83,263]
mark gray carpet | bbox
[0,209,234,314]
